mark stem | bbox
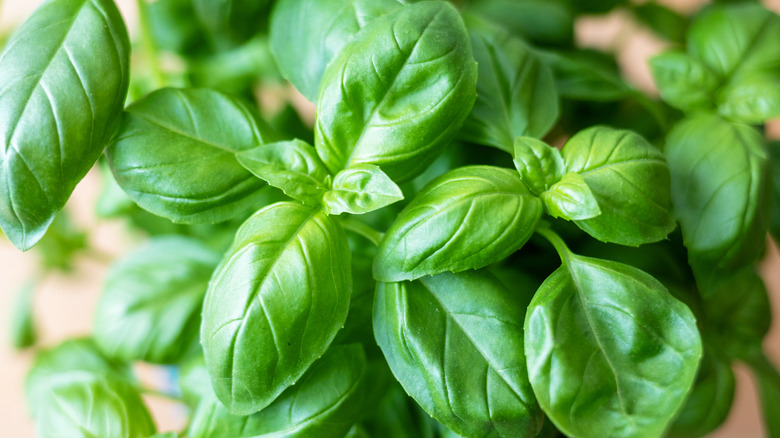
[135,0,165,88]
[340,217,384,246]
[534,222,571,263]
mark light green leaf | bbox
[0,0,130,250]
[269,0,402,102]
[201,201,352,415]
[666,114,769,268]
[374,270,543,437]
[562,126,675,246]
[315,1,478,181]
[237,139,331,206]
[649,51,718,112]
[512,136,565,196]
[717,73,780,123]
[107,87,276,224]
[524,242,702,438]
[323,164,403,215]
[9,280,36,350]
[93,236,220,364]
[373,166,543,282]
[541,172,601,221]
[459,17,559,152]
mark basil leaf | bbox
[770,141,780,246]
[0,0,130,250]
[512,136,565,196]
[94,236,220,364]
[458,17,559,152]
[315,1,478,182]
[649,51,718,112]
[666,114,769,268]
[717,72,780,123]
[541,172,601,221]
[237,139,331,206]
[374,166,543,282]
[107,88,276,224]
[562,126,675,246]
[201,201,352,415]
[632,2,689,44]
[374,270,543,437]
[524,249,702,437]
[270,0,402,102]
[467,0,574,47]
[193,0,270,47]
[539,50,633,101]
[9,280,36,350]
[667,349,735,438]
[186,345,368,438]
[323,164,403,215]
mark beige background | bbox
[1,0,780,436]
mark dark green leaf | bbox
[666,114,769,269]
[459,17,559,151]
[0,0,130,250]
[649,51,718,112]
[562,126,675,246]
[524,244,702,437]
[94,236,220,364]
[34,210,87,272]
[374,270,543,437]
[201,201,351,415]
[512,136,565,196]
[541,172,601,221]
[9,280,36,349]
[323,164,403,215]
[147,0,206,56]
[539,50,632,101]
[189,36,282,94]
[315,1,478,181]
[632,2,689,44]
[374,166,543,282]
[269,0,402,102]
[237,139,331,206]
[107,88,276,224]
[193,0,271,47]
[467,0,574,47]
[770,141,780,246]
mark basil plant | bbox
[3,0,780,437]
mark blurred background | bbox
[1,0,780,436]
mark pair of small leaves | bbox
[237,139,403,215]
[26,339,155,438]
[93,236,220,364]
[650,3,780,123]
[526,229,702,437]
[514,126,675,246]
[373,270,543,437]
[0,0,130,251]
[201,201,352,415]
[181,345,369,438]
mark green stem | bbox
[136,0,165,88]
[534,222,571,263]
[340,217,384,246]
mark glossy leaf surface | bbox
[315,1,478,181]
[563,126,675,246]
[94,236,220,364]
[541,172,601,221]
[666,114,769,268]
[270,0,402,102]
[323,164,403,215]
[0,0,130,250]
[107,88,276,224]
[374,166,543,282]
[525,251,702,438]
[201,201,351,415]
[374,270,543,437]
[512,136,565,196]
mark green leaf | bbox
[237,139,331,206]
[93,236,220,364]
[458,17,559,152]
[667,348,735,438]
[746,351,780,438]
[107,88,276,224]
[373,166,543,282]
[185,345,368,438]
[269,0,402,102]
[193,0,271,47]
[649,51,718,112]
[466,0,574,47]
[323,164,403,215]
[201,201,352,415]
[562,126,675,246]
[632,2,689,44]
[374,270,543,437]
[539,49,633,101]
[717,72,780,123]
[35,210,87,272]
[147,0,206,56]
[512,136,565,196]
[0,0,130,250]
[315,1,478,182]
[524,243,702,438]
[666,114,770,268]
[770,141,780,246]
[541,172,601,221]
[9,280,36,350]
